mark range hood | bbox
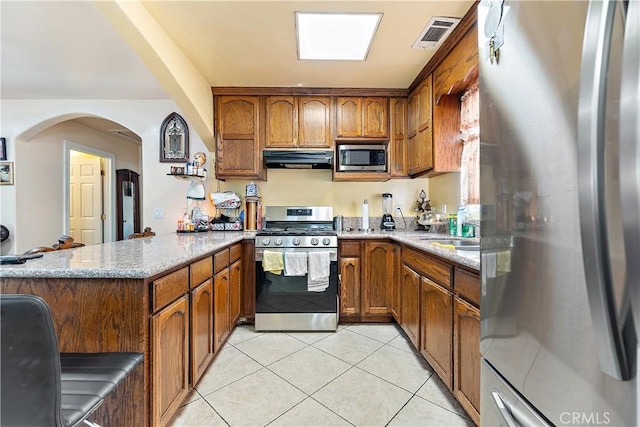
[263,150,334,169]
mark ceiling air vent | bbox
[412,16,461,49]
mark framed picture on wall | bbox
[0,138,6,161]
[0,162,14,185]
[159,112,189,162]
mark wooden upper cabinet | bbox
[337,97,388,138]
[298,97,332,147]
[407,75,434,176]
[336,97,362,138]
[362,97,388,138]
[389,97,407,178]
[265,96,297,147]
[215,96,263,180]
[430,24,479,177]
[265,96,332,148]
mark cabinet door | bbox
[336,97,362,138]
[229,259,242,327]
[265,96,297,147]
[420,277,453,390]
[190,279,214,386]
[389,244,403,321]
[339,257,361,316]
[389,98,407,178]
[362,241,393,316]
[453,297,480,425]
[152,296,189,427]
[407,124,433,175]
[407,93,418,138]
[362,97,388,138]
[417,77,432,132]
[298,97,332,147]
[400,264,420,348]
[215,96,262,179]
[214,268,230,352]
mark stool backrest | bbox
[0,294,63,426]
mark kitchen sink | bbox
[420,239,480,251]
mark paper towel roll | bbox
[362,199,369,230]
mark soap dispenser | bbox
[457,205,468,237]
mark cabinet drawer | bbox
[214,249,230,274]
[229,243,242,263]
[190,256,213,289]
[340,241,361,257]
[403,247,452,289]
[152,267,189,312]
[454,268,480,307]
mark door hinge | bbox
[101,214,107,221]
[101,169,105,176]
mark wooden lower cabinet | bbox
[339,256,361,316]
[152,296,189,427]
[389,243,402,321]
[214,268,230,352]
[362,241,394,317]
[454,296,480,425]
[420,277,453,390]
[190,279,214,386]
[400,264,420,348]
[229,259,242,326]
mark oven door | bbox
[255,248,338,331]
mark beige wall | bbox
[16,120,141,252]
[213,171,429,219]
[424,172,461,214]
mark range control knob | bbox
[274,238,283,246]
[292,237,301,246]
[322,238,331,246]
[261,238,270,246]
[311,238,319,246]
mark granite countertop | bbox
[0,229,478,280]
[0,232,250,279]
[337,230,480,271]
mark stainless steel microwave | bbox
[337,144,387,172]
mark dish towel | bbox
[308,251,330,292]
[284,252,308,276]
[262,250,284,275]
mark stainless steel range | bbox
[255,206,338,331]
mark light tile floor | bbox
[169,323,474,427]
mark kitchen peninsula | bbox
[0,230,479,426]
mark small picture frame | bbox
[0,161,14,185]
[160,112,189,163]
[0,138,6,161]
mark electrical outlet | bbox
[395,206,402,215]
[153,208,165,219]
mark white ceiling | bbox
[1,0,474,100]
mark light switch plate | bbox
[153,208,164,219]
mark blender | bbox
[381,193,396,230]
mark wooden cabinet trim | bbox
[152,267,189,313]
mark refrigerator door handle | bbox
[491,391,519,427]
[577,0,630,380]
[620,0,640,330]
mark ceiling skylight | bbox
[295,12,382,61]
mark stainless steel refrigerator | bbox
[479,0,639,425]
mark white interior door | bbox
[69,151,103,245]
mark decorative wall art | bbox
[159,112,189,162]
[0,162,14,185]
